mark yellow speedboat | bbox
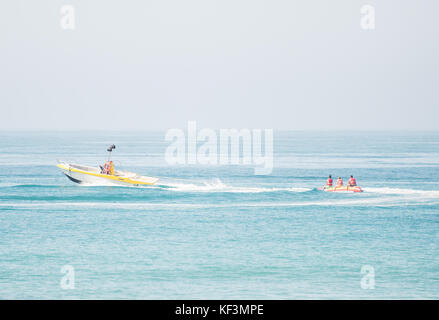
[57,145,158,186]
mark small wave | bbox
[1,196,437,210]
[0,184,60,188]
[363,187,439,197]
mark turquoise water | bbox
[1,131,439,299]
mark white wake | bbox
[161,178,312,193]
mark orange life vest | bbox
[326,178,333,186]
[336,178,343,186]
[109,161,114,175]
[349,178,357,186]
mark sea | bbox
[0,131,438,299]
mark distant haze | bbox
[1,0,438,130]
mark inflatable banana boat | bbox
[319,186,363,193]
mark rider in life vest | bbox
[326,175,333,187]
[348,175,357,187]
[336,177,343,187]
[102,161,114,175]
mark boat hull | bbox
[57,163,158,186]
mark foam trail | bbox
[364,187,439,197]
[160,178,312,193]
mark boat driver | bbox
[101,161,114,175]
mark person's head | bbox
[350,175,353,178]
[329,175,332,178]
[338,177,341,179]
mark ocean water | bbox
[1,131,439,299]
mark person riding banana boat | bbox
[336,177,343,187]
[348,175,357,187]
[320,175,363,192]
[326,175,333,187]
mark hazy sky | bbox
[0,0,438,130]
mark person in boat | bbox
[109,161,114,175]
[326,175,333,188]
[101,161,114,175]
[336,177,343,187]
[348,175,357,187]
